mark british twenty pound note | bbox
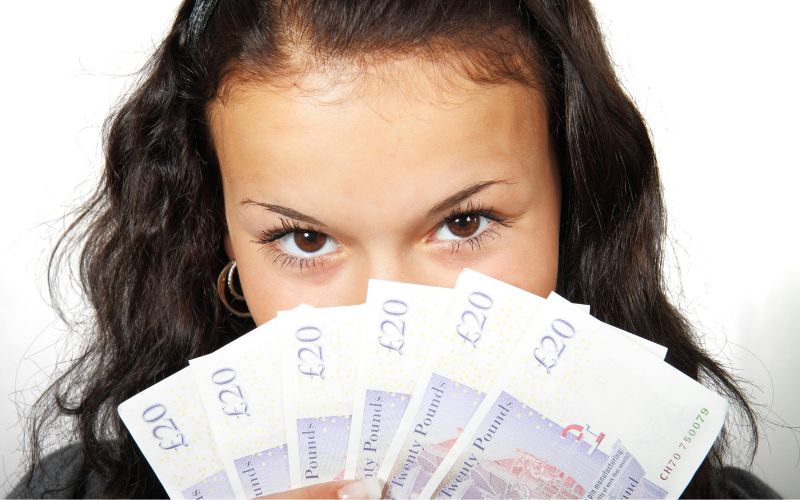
[118,367,235,499]
[422,293,727,499]
[280,304,363,487]
[344,280,453,480]
[190,319,290,498]
[378,269,546,498]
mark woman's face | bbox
[209,59,560,325]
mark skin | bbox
[209,57,561,326]
[208,57,561,497]
[260,479,362,499]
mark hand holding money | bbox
[256,479,381,499]
[119,269,727,499]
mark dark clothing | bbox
[9,446,105,499]
[9,444,782,499]
[711,468,783,499]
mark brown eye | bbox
[446,215,481,238]
[293,231,327,253]
[271,225,339,259]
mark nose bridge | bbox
[358,241,417,285]
[367,250,412,283]
[347,238,459,300]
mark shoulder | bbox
[9,445,106,499]
[712,466,782,499]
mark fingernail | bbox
[337,478,382,499]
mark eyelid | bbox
[253,203,515,271]
[277,231,339,258]
[441,201,513,231]
[426,179,512,218]
[253,217,339,271]
[255,217,327,243]
[434,214,491,241]
[431,201,515,252]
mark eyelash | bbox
[441,202,513,254]
[254,203,514,270]
[255,218,328,271]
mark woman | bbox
[13,0,777,498]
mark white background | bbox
[1,1,798,497]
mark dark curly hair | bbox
[24,0,757,497]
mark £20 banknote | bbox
[421,293,726,499]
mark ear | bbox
[223,231,234,261]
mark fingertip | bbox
[336,478,382,499]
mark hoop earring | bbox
[217,260,251,318]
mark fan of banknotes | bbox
[118,269,728,499]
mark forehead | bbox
[208,57,550,201]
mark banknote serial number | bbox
[378,299,409,354]
[296,326,326,379]
[455,291,494,348]
[141,403,188,451]
[211,368,250,417]
[660,407,710,481]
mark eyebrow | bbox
[240,179,510,226]
[427,179,511,216]
[240,199,327,227]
